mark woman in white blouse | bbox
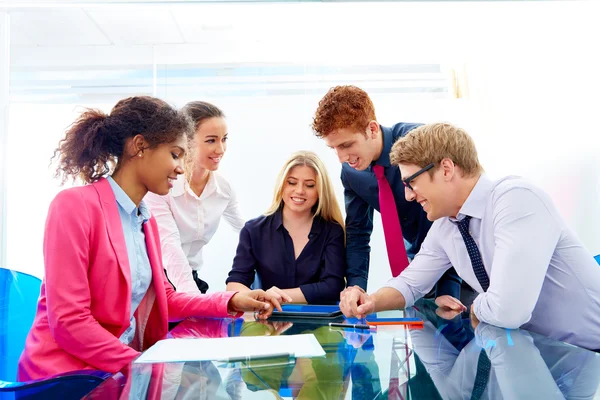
[145,101,244,293]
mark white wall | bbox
[6,1,600,295]
[6,104,107,275]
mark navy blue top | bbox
[341,122,434,289]
[226,208,346,304]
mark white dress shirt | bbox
[385,175,600,350]
[145,172,245,293]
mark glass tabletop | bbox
[85,299,600,399]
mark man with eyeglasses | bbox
[339,122,600,351]
[311,85,463,301]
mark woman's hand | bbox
[265,286,293,304]
[228,289,283,320]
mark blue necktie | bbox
[456,216,490,292]
[470,349,491,400]
[457,216,492,399]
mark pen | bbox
[216,352,294,363]
[329,323,375,330]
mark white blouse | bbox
[145,172,245,293]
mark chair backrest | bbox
[0,268,42,382]
[250,272,262,290]
[595,254,600,265]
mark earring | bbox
[138,153,143,157]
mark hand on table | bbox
[434,295,467,320]
[265,286,293,304]
[229,289,283,320]
[339,286,374,319]
[339,285,364,300]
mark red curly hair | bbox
[312,85,377,138]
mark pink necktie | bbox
[373,165,409,277]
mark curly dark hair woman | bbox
[53,96,194,184]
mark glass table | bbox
[85,299,600,399]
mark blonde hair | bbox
[265,151,345,231]
[390,122,483,177]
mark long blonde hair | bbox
[265,151,345,231]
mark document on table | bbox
[135,333,325,364]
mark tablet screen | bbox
[275,304,341,315]
[268,304,343,320]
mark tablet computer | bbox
[267,304,343,321]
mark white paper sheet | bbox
[135,333,325,364]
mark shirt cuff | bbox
[297,285,314,304]
[382,277,415,308]
[471,293,493,325]
[347,277,367,291]
[472,293,483,321]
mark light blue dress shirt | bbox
[385,175,600,350]
[406,307,600,399]
[107,176,153,345]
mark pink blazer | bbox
[18,178,238,381]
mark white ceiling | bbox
[6,5,455,102]
[9,7,241,47]
[6,0,579,49]
[7,3,455,67]
[11,9,113,46]
[5,1,596,102]
[5,1,597,74]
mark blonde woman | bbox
[226,151,346,304]
[145,101,244,294]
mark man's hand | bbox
[228,289,283,320]
[435,295,467,312]
[339,286,374,319]
[470,306,480,329]
[435,295,467,320]
[265,286,293,304]
[339,285,365,300]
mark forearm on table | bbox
[281,288,307,303]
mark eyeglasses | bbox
[402,163,435,191]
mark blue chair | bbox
[595,254,600,265]
[0,268,110,399]
[250,272,262,290]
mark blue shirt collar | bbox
[107,176,151,222]
[373,124,393,168]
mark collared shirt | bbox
[341,122,435,289]
[386,175,600,350]
[225,208,346,304]
[107,176,153,345]
[145,171,244,293]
